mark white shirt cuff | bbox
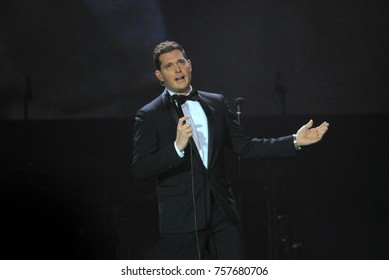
[174,141,185,158]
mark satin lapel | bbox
[198,93,216,170]
[162,89,180,124]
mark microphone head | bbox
[234,97,245,105]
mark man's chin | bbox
[176,86,191,94]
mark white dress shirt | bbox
[168,88,209,169]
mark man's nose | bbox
[173,63,182,72]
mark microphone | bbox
[235,97,245,105]
[171,94,185,120]
[234,97,245,124]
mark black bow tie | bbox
[171,90,199,105]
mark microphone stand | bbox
[171,95,201,260]
[234,97,245,216]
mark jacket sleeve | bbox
[221,95,297,160]
[131,109,184,180]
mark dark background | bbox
[1,0,388,259]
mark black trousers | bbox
[148,201,247,260]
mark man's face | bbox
[155,49,192,94]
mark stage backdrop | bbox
[0,0,388,260]
[1,0,388,119]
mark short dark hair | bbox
[153,41,187,70]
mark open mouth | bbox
[175,75,185,82]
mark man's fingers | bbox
[178,116,190,126]
[316,122,329,134]
[177,116,192,137]
[319,121,329,129]
[180,125,192,133]
[306,119,313,128]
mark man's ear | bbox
[155,70,164,82]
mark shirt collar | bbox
[167,86,193,97]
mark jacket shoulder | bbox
[137,94,164,113]
[198,90,222,98]
[197,90,226,103]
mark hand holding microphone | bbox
[176,116,192,152]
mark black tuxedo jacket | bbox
[132,89,296,233]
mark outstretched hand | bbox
[295,119,329,146]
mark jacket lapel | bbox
[162,89,180,124]
[198,92,216,170]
